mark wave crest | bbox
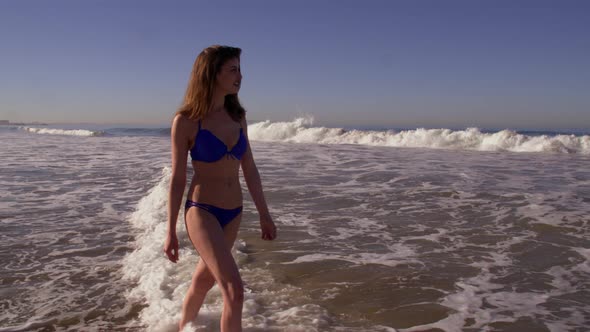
[20,126,105,137]
[248,118,590,154]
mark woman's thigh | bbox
[185,208,242,284]
[191,213,242,279]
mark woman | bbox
[163,45,277,332]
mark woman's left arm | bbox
[240,116,277,241]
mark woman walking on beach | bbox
[163,45,277,332]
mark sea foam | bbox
[121,167,335,331]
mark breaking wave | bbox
[20,126,105,137]
[248,117,590,154]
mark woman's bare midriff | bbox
[186,160,243,208]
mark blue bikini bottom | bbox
[185,200,242,228]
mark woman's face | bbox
[216,57,242,95]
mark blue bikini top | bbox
[190,120,247,162]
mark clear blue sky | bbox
[1,0,589,129]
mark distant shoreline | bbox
[0,121,48,126]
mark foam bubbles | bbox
[121,167,199,331]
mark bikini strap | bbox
[198,120,201,130]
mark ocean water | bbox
[1,118,589,332]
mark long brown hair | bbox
[176,45,246,121]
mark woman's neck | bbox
[211,90,226,112]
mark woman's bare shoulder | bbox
[172,113,198,135]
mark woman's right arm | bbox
[165,114,190,263]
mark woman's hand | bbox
[164,233,179,263]
[260,214,277,241]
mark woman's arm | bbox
[240,116,277,240]
[165,114,190,262]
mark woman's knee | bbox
[192,270,216,293]
[219,278,244,304]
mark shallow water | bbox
[1,125,589,331]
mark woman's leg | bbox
[178,258,215,330]
[179,211,243,329]
[182,207,243,332]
